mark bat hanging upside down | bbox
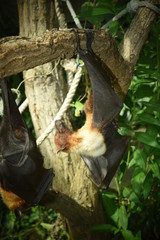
[0,79,54,216]
[55,30,129,189]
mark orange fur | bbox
[55,91,107,157]
[83,91,93,114]
[55,92,93,152]
[0,184,25,210]
[14,128,23,138]
[55,127,74,151]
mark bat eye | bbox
[14,208,22,220]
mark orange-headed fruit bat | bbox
[0,79,54,214]
[55,30,129,189]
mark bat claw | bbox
[85,29,94,53]
[73,28,94,54]
[86,172,101,188]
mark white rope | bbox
[67,71,74,88]
[17,60,80,146]
[19,98,28,113]
[61,58,77,88]
[36,65,82,146]
[55,0,67,29]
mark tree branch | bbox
[119,0,159,66]
[1,0,159,98]
[0,29,131,98]
[0,30,115,76]
[0,0,159,98]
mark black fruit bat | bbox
[55,30,129,189]
[0,79,54,213]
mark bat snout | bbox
[55,133,70,153]
[55,120,73,153]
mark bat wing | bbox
[0,79,54,207]
[1,149,53,205]
[76,31,123,129]
[82,123,129,188]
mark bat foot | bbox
[85,29,94,53]
[74,29,94,55]
[74,29,81,53]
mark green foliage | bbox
[70,100,84,117]
[90,16,160,240]
[77,0,115,28]
[77,0,129,33]
[0,201,69,240]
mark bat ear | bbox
[0,79,26,130]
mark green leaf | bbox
[102,193,119,225]
[141,101,160,112]
[40,223,53,231]
[118,205,128,230]
[136,113,160,127]
[135,85,154,99]
[123,187,132,198]
[90,224,117,232]
[135,132,160,149]
[143,172,153,199]
[79,5,113,18]
[102,190,117,199]
[74,101,84,117]
[129,148,146,170]
[118,126,132,136]
[121,229,141,240]
[90,7,113,15]
[109,20,119,36]
[150,161,160,179]
[146,126,158,138]
[131,171,145,195]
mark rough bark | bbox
[0,30,130,97]
[119,0,159,65]
[17,1,106,240]
[0,0,158,97]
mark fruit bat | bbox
[0,79,54,214]
[55,30,129,189]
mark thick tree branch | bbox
[119,0,159,66]
[0,0,159,98]
[0,30,119,76]
[0,29,131,98]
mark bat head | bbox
[55,120,73,152]
[0,184,27,211]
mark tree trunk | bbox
[9,0,159,239]
[17,0,106,239]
